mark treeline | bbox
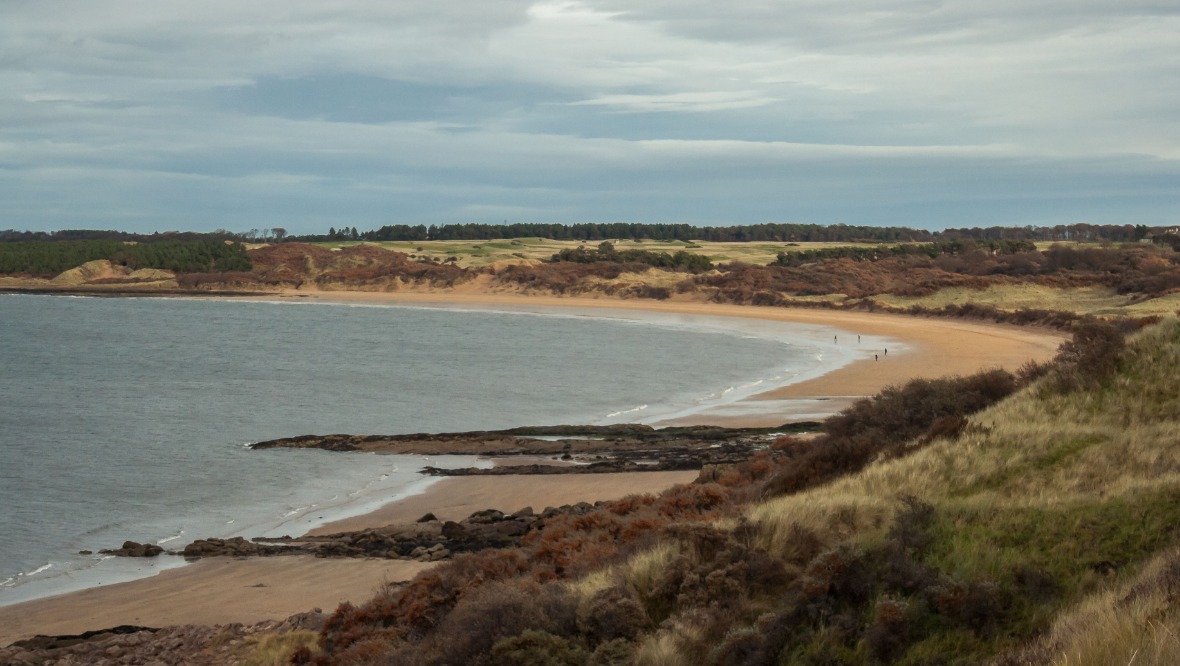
[0,238,251,275]
[0,229,245,243]
[7,222,1178,246]
[774,239,1037,266]
[354,222,936,243]
[312,222,1178,244]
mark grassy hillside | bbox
[314,238,860,268]
[300,318,1179,665]
[306,240,1180,319]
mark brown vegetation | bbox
[290,315,1180,665]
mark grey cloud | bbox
[590,0,1180,49]
[0,0,1175,233]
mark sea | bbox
[0,293,881,606]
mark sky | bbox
[2,0,1178,235]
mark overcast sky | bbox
[2,1,1178,234]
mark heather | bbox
[297,314,1179,665]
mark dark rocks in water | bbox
[249,423,825,478]
[151,498,624,567]
[250,423,815,457]
[181,537,295,559]
[99,541,164,558]
[110,425,824,568]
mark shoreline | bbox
[0,290,1067,645]
[0,471,699,645]
[249,289,1066,427]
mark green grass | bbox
[308,239,879,268]
[615,317,1180,663]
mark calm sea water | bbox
[0,294,862,605]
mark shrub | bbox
[588,638,635,666]
[1051,320,1126,392]
[488,630,589,666]
[577,584,651,645]
[761,369,1019,498]
[432,580,578,664]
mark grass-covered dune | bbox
[302,318,1180,665]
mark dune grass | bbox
[609,317,1180,663]
[875,284,1180,319]
[1029,548,1180,666]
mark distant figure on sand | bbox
[884,348,888,356]
[875,354,878,361]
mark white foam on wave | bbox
[156,530,185,545]
[283,506,312,518]
[26,563,52,577]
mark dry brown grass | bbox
[241,630,321,666]
[875,284,1180,318]
[318,239,871,268]
[610,318,1180,664]
[1008,548,1180,666]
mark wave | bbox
[26,562,52,578]
[283,506,312,518]
[0,562,60,593]
[156,530,185,545]
[607,404,648,418]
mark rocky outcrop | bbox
[252,423,818,476]
[0,611,326,665]
[99,541,164,557]
[181,537,298,559]
[100,501,606,567]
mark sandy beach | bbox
[0,291,1066,646]
[265,290,1066,426]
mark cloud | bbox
[0,0,1176,233]
[568,91,778,113]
